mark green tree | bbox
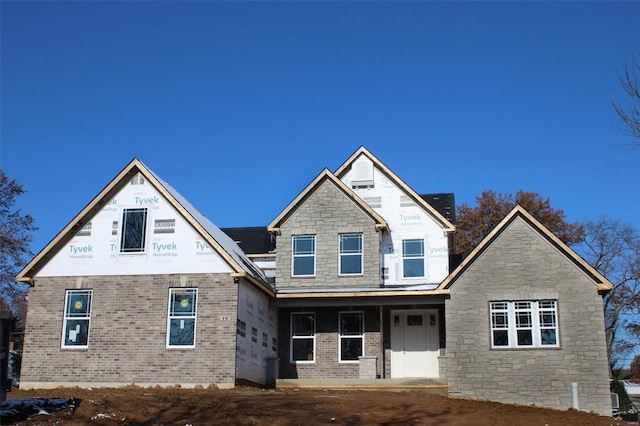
[0,170,37,320]
[454,190,583,255]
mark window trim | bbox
[339,233,363,276]
[290,312,316,363]
[338,311,365,363]
[490,300,559,349]
[402,238,425,278]
[292,235,316,277]
[61,289,93,349]
[166,288,198,349]
[120,208,148,254]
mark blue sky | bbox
[2,4,639,259]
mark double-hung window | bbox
[339,233,363,275]
[339,312,364,362]
[402,239,425,277]
[292,235,315,276]
[120,208,148,253]
[62,290,93,348]
[291,313,315,362]
[490,300,559,348]
[167,288,198,348]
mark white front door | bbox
[390,310,439,378]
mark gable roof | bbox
[268,168,388,233]
[437,205,613,294]
[17,158,273,296]
[335,146,455,232]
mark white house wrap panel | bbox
[38,175,233,277]
[236,281,277,385]
[340,156,449,286]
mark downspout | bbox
[380,305,385,379]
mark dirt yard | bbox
[3,385,630,426]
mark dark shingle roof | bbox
[420,193,456,224]
[221,227,275,255]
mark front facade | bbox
[17,147,614,415]
[17,160,277,389]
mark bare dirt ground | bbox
[3,385,630,426]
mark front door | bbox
[390,310,439,378]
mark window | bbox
[291,313,315,362]
[237,319,246,337]
[167,288,197,347]
[292,235,315,276]
[339,234,363,275]
[490,300,558,348]
[62,290,93,348]
[339,312,364,362]
[402,239,424,277]
[120,208,148,253]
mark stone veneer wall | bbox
[277,306,382,379]
[21,273,239,388]
[445,218,612,415]
[275,179,381,289]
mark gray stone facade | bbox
[277,306,382,379]
[21,273,240,389]
[444,217,612,415]
[275,179,381,289]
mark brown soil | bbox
[4,385,630,426]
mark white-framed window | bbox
[339,234,363,275]
[292,235,315,276]
[62,289,93,348]
[339,312,364,362]
[167,288,197,348]
[291,312,315,362]
[490,300,559,348]
[402,238,425,277]
[120,208,148,253]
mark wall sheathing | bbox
[37,174,233,277]
[235,280,277,385]
[340,155,449,286]
[444,217,612,415]
[21,273,239,389]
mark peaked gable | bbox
[268,168,387,233]
[335,146,455,232]
[17,159,272,295]
[438,205,613,293]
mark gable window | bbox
[490,300,558,348]
[292,235,315,276]
[339,312,364,362]
[291,312,315,362]
[120,208,148,253]
[402,239,425,277]
[339,233,363,275]
[167,288,197,348]
[62,290,93,348]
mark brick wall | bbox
[275,180,380,289]
[445,218,612,415]
[277,306,382,379]
[21,273,240,388]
